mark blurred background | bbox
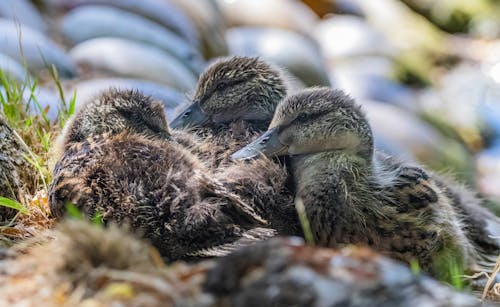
[1,0,500,212]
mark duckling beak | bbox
[170,101,209,129]
[231,127,288,160]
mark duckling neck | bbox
[291,151,372,182]
[290,151,373,245]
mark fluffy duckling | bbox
[232,88,481,276]
[170,56,301,236]
[49,89,274,261]
[0,115,36,220]
[170,56,289,168]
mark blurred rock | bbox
[48,0,200,47]
[168,0,228,58]
[0,0,47,33]
[205,238,482,307]
[418,63,500,150]
[0,54,30,83]
[477,142,500,200]
[69,38,197,92]
[314,15,395,61]
[227,27,330,87]
[0,19,77,78]
[217,0,318,36]
[361,100,473,181]
[333,0,364,16]
[67,78,188,120]
[61,5,205,74]
[330,70,416,108]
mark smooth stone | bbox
[50,0,199,47]
[361,100,473,180]
[333,0,364,16]
[216,0,318,35]
[68,78,188,121]
[0,0,47,33]
[0,19,77,78]
[61,5,205,74]
[69,38,197,92]
[314,15,395,61]
[0,53,30,83]
[418,63,500,148]
[226,27,330,87]
[328,56,395,78]
[330,70,416,108]
[476,141,500,199]
[167,0,228,58]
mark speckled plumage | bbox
[236,87,487,275]
[0,115,36,220]
[49,89,274,261]
[171,56,300,236]
[172,56,288,168]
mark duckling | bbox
[170,56,301,236]
[0,115,36,220]
[49,89,274,261]
[232,87,480,276]
[170,56,289,168]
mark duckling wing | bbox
[187,227,277,258]
[375,152,439,210]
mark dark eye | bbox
[296,113,308,122]
[215,82,226,91]
[181,109,191,118]
[259,135,270,145]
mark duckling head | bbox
[170,56,287,129]
[63,88,170,145]
[232,87,373,162]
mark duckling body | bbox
[0,115,36,220]
[49,89,273,261]
[233,88,487,275]
[171,56,301,236]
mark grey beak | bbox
[231,127,288,160]
[170,101,209,129]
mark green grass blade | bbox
[0,196,29,215]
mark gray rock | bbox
[0,19,77,78]
[61,5,205,74]
[68,78,188,120]
[227,27,330,87]
[167,0,228,58]
[216,0,318,36]
[50,0,199,47]
[314,15,395,61]
[330,70,416,108]
[0,53,30,83]
[205,238,483,307]
[69,38,197,92]
[0,0,47,33]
